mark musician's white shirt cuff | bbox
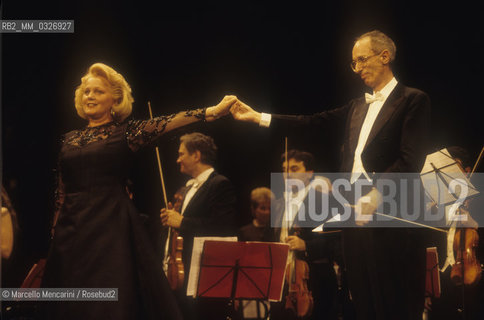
[259,113,272,127]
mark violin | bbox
[166,229,185,290]
[165,189,185,291]
[147,101,185,291]
[284,231,314,319]
[450,146,483,286]
[450,206,481,286]
[282,138,313,318]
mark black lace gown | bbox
[42,111,204,320]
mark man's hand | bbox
[354,187,382,226]
[230,100,261,124]
[285,235,306,251]
[206,95,238,121]
[160,207,183,228]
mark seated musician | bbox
[238,187,274,242]
[271,149,342,320]
[161,132,237,320]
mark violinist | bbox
[161,132,237,320]
[425,146,482,320]
[271,149,341,320]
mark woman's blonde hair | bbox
[74,63,134,122]
[250,187,274,209]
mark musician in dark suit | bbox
[271,149,342,320]
[161,132,237,320]
[231,30,431,319]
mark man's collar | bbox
[193,167,214,185]
[374,77,398,98]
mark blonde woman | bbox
[42,63,236,320]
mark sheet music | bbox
[420,148,454,174]
[186,236,237,297]
[420,148,479,206]
[312,213,342,232]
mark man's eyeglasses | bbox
[351,52,381,72]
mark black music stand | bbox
[196,241,289,320]
[421,148,479,209]
[420,148,480,319]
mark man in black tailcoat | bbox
[161,132,237,320]
[231,30,431,319]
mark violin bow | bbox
[148,101,172,275]
[148,101,169,208]
[470,146,484,178]
[285,137,289,232]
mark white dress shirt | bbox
[280,183,311,243]
[280,181,312,265]
[350,77,398,183]
[259,78,398,183]
[181,167,215,215]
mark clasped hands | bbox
[207,96,262,124]
[212,96,382,227]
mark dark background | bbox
[1,0,482,286]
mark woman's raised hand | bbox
[205,95,238,121]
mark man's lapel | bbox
[182,172,215,217]
[364,83,405,149]
[348,98,369,153]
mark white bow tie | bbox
[365,92,385,104]
[186,179,199,188]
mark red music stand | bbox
[425,247,441,298]
[196,241,288,305]
[20,258,46,288]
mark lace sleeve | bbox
[126,108,206,151]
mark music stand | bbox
[421,148,479,317]
[425,247,441,298]
[196,241,289,320]
[420,148,479,208]
[20,259,46,289]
